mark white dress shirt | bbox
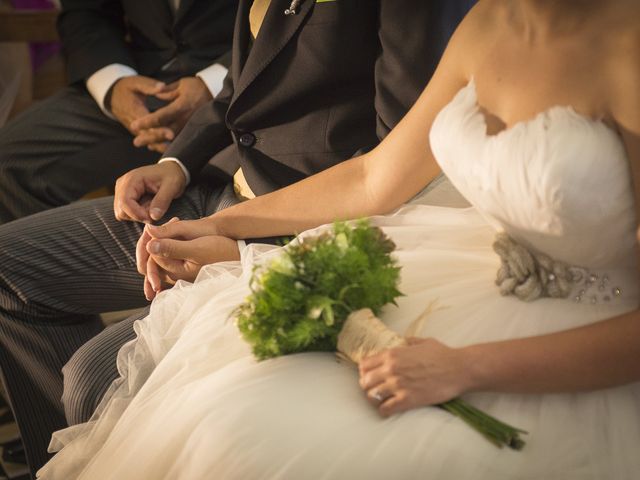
[85,0,228,119]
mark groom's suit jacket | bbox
[58,0,237,84]
[165,0,475,196]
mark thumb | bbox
[147,237,192,261]
[148,182,180,221]
[132,77,166,96]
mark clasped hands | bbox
[109,75,212,153]
[136,216,240,301]
[114,161,239,301]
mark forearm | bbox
[461,309,640,394]
[212,155,389,239]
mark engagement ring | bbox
[372,390,387,402]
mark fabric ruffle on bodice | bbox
[429,80,638,302]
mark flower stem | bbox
[439,399,527,450]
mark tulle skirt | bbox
[38,205,640,480]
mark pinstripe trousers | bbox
[0,85,159,224]
[0,180,238,477]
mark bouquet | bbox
[235,220,526,449]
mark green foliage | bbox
[235,220,403,360]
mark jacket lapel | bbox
[174,0,197,25]
[151,0,174,28]
[231,0,252,89]
[231,0,315,107]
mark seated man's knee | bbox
[62,338,120,425]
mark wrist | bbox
[457,343,491,394]
[205,213,226,238]
[104,82,118,112]
[158,158,190,186]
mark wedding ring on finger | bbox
[371,390,390,403]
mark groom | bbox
[0,0,474,476]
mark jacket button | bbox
[238,132,256,148]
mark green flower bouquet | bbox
[235,220,526,449]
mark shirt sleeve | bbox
[86,63,138,118]
[195,63,229,98]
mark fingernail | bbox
[149,242,161,254]
[155,82,165,90]
[150,208,163,220]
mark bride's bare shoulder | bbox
[605,1,640,126]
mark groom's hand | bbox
[114,161,187,223]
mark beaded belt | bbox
[492,233,628,304]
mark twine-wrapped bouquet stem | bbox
[339,308,525,449]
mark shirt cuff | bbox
[195,63,228,98]
[158,157,191,185]
[86,63,138,119]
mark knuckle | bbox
[388,376,402,389]
[162,242,174,257]
[385,358,398,372]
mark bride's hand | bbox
[358,338,472,417]
[144,231,240,295]
[136,217,240,300]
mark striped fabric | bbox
[0,181,238,476]
[0,86,159,225]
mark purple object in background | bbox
[10,0,60,71]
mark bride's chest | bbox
[429,82,636,268]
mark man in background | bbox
[0,0,237,224]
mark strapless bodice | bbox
[430,80,637,274]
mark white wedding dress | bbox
[39,80,640,480]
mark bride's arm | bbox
[360,39,640,417]
[211,83,459,239]
[208,18,480,239]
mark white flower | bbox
[335,232,349,252]
[270,255,295,275]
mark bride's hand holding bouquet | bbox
[359,336,474,417]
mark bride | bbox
[39,0,640,478]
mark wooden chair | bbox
[0,9,59,42]
[0,7,65,117]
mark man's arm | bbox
[58,0,134,85]
[129,49,232,152]
[154,71,236,179]
[113,68,235,223]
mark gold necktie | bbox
[249,0,272,39]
